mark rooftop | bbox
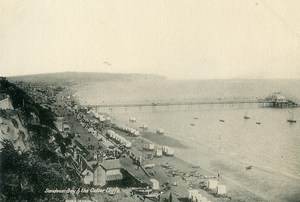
[101,159,121,171]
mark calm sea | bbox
[75,79,300,201]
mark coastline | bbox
[141,131,188,149]
[72,92,269,202]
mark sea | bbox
[75,79,300,201]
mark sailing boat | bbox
[244,112,250,119]
[287,111,296,123]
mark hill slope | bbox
[8,72,166,84]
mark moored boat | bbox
[244,112,250,119]
[287,111,296,123]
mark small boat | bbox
[133,188,153,195]
[193,117,198,120]
[190,123,195,126]
[143,164,156,169]
[246,165,253,170]
[191,165,200,168]
[219,119,225,122]
[256,122,261,125]
[244,112,250,119]
[144,193,159,199]
[287,111,296,123]
[161,164,173,169]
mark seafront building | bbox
[81,159,123,186]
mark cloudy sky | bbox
[1,0,299,79]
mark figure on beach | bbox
[169,193,172,202]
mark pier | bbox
[82,97,299,109]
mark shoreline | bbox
[68,89,300,201]
[106,117,267,201]
[141,131,188,149]
[72,93,269,202]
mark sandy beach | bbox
[105,125,266,202]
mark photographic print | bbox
[1,1,300,201]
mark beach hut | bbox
[133,130,140,136]
[125,141,132,148]
[140,124,148,130]
[139,156,143,165]
[155,149,162,157]
[145,143,155,151]
[149,144,155,150]
[188,189,198,200]
[150,179,159,190]
[217,185,227,195]
[156,128,164,135]
[162,146,174,156]
[208,179,218,189]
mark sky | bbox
[0,0,300,79]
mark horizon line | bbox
[2,71,300,80]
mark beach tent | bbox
[217,185,227,195]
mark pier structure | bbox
[263,92,299,108]
[83,96,299,111]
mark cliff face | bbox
[0,97,14,110]
[0,110,29,151]
[0,78,80,201]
